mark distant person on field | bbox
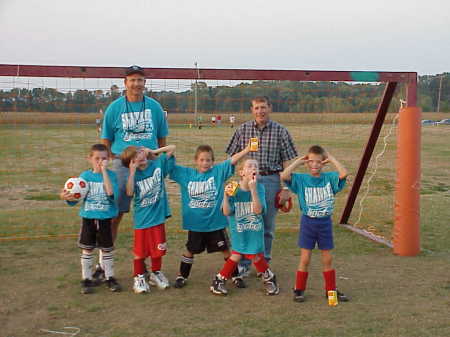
[60,143,121,294]
[225,96,298,277]
[121,144,175,293]
[229,114,235,128]
[216,114,222,126]
[100,65,169,279]
[280,145,349,303]
[169,143,251,289]
[211,115,216,127]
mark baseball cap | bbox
[125,65,145,76]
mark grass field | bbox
[0,112,449,337]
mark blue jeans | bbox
[239,174,280,270]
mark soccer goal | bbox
[0,64,421,256]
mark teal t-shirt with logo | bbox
[75,169,119,219]
[132,154,174,229]
[101,96,169,155]
[286,172,346,218]
[227,183,266,254]
[169,159,234,232]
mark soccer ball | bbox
[64,177,89,200]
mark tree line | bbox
[0,73,448,113]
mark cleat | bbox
[105,277,122,292]
[210,275,228,296]
[80,279,95,294]
[92,264,105,284]
[133,274,150,294]
[293,289,305,302]
[174,276,187,289]
[149,271,170,290]
[232,276,247,288]
[263,270,280,296]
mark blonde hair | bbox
[121,146,140,168]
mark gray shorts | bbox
[112,158,132,213]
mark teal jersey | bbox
[73,170,119,219]
[132,154,174,229]
[286,172,346,218]
[101,96,169,155]
[227,184,266,254]
[169,159,234,232]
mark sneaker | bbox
[263,270,280,296]
[210,275,228,296]
[105,277,122,292]
[92,264,105,284]
[80,279,95,294]
[325,290,349,302]
[293,289,305,302]
[133,274,150,294]
[174,276,187,289]
[237,264,251,278]
[232,276,247,288]
[149,271,170,290]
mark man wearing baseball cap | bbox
[98,65,169,280]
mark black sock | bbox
[180,255,194,279]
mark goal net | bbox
[0,65,420,255]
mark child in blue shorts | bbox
[280,145,349,303]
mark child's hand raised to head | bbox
[99,159,109,171]
[129,158,138,174]
[321,152,335,165]
[248,172,257,190]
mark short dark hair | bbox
[308,145,326,158]
[89,143,109,156]
[195,145,215,161]
[251,96,272,107]
[125,65,145,77]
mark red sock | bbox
[253,256,269,273]
[323,269,336,292]
[151,257,162,272]
[134,258,145,276]
[296,270,308,291]
[219,259,238,279]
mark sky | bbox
[1,0,449,76]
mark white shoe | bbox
[133,274,150,294]
[149,271,170,289]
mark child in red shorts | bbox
[122,144,175,293]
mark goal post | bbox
[0,64,421,255]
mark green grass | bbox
[0,117,449,337]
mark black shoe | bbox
[263,270,280,296]
[232,276,247,288]
[174,276,187,288]
[293,289,305,302]
[80,279,95,294]
[210,275,228,296]
[325,290,349,302]
[92,264,105,284]
[105,277,122,292]
[337,290,349,302]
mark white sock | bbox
[81,251,94,280]
[102,251,114,279]
[98,249,104,269]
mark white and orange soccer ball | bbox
[64,177,89,200]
